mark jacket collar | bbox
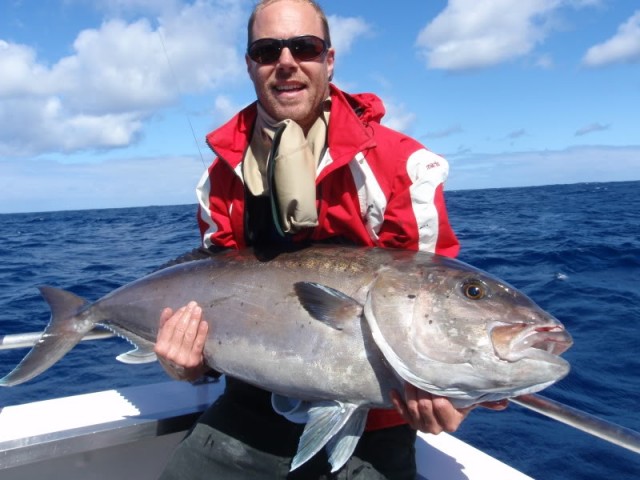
[205,103,257,169]
[205,84,380,172]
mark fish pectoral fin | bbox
[290,401,361,472]
[116,346,157,364]
[293,282,363,331]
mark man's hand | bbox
[154,301,209,381]
[391,383,509,434]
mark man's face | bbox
[246,0,335,132]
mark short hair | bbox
[247,0,332,48]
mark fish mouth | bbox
[491,323,573,363]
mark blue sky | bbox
[0,0,638,213]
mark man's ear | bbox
[246,54,255,82]
[326,48,335,81]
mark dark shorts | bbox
[159,379,417,479]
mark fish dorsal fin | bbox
[290,401,362,472]
[294,282,362,331]
[153,245,228,271]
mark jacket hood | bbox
[338,88,386,124]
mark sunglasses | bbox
[247,35,329,65]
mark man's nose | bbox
[277,47,298,67]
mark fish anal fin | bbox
[294,282,362,331]
[116,347,157,364]
[104,326,157,364]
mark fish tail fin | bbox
[0,286,94,387]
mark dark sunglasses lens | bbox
[248,39,282,64]
[248,36,327,64]
[290,36,326,60]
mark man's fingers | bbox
[155,306,183,356]
[154,301,209,381]
[431,396,465,433]
[172,302,196,337]
[403,383,419,419]
[179,305,207,367]
[390,389,408,418]
[169,302,201,364]
[193,318,209,354]
[391,384,489,434]
[183,304,204,343]
[159,307,173,326]
[156,307,175,345]
[415,389,445,434]
[155,303,201,359]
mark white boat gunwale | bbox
[0,380,533,480]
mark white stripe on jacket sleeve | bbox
[348,152,387,243]
[406,149,449,253]
[195,168,218,249]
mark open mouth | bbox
[274,83,305,94]
[491,323,573,362]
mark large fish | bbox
[0,245,572,471]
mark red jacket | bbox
[197,84,459,257]
[196,84,460,429]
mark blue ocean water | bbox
[1,181,638,479]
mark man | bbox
[156,1,506,478]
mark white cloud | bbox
[92,0,183,16]
[0,96,146,156]
[415,0,603,71]
[212,95,247,123]
[0,41,51,97]
[379,98,417,133]
[535,53,554,68]
[0,1,247,157]
[416,0,561,70]
[582,11,640,67]
[0,5,373,159]
[327,15,372,54]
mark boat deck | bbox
[0,380,532,479]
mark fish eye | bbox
[462,280,486,300]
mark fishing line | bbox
[157,28,207,168]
